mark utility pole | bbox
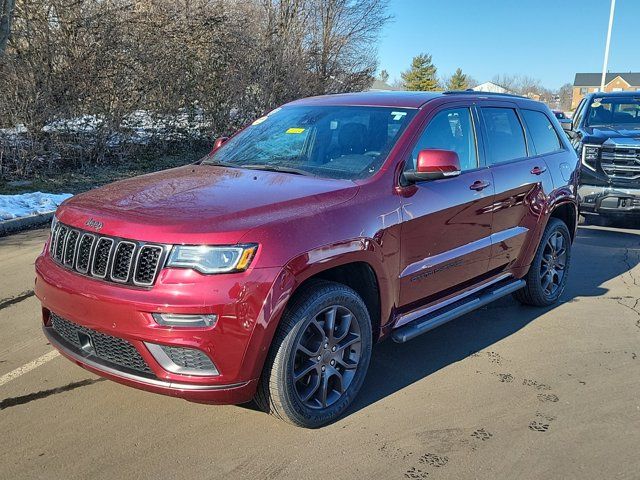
[600,0,616,91]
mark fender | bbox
[236,237,392,383]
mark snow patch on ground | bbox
[0,192,72,221]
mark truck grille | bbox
[50,222,167,287]
[50,312,154,376]
[600,146,640,180]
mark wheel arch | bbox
[548,200,578,241]
[511,198,578,276]
[294,261,382,343]
[276,241,391,343]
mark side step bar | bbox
[392,279,526,343]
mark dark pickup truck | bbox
[570,91,640,218]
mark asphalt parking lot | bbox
[1,222,639,479]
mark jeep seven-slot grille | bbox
[50,222,166,286]
[50,313,153,375]
[600,146,640,181]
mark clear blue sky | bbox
[378,0,640,90]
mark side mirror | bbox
[404,149,462,183]
[211,136,228,152]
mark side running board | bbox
[392,279,526,343]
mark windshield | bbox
[586,96,640,127]
[202,105,416,180]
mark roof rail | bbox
[442,90,526,99]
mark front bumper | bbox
[43,324,257,403]
[35,251,284,404]
[578,184,640,215]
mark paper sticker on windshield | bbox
[252,107,282,126]
[591,101,601,108]
[286,127,305,134]
[391,111,407,121]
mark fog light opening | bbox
[145,343,219,376]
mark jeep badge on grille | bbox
[85,218,103,231]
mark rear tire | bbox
[514,218,572,307]
[254,280,372,428]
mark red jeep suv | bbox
[36,91,579,427]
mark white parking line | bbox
[0,350,60,388]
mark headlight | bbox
[167,244,258,274]
[581,144,600,171]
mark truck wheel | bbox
[514,218,572,307]
[255,280,372,428]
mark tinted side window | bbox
[521,110,562,155]
[481,107,527,164]
[573,98,586,127]
[409,108,478,171]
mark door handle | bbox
[469,180,491,191]
[530,165,547,175]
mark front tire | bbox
[514,218,572,307]
[255,280,372,428]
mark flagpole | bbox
[600,0,616,91]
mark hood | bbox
[582,125,640,145]
[56,165,358,244]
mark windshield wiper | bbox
[240,164,314,176]
[201,159,315,176]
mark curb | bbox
[0,212,54,237]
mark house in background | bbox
[472,81,514,94]
[369,79,404,91]
[572,72,640,109]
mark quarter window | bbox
[521,110,562,155]
[481,107,527,164]
[409,108,478,172]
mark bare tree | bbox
[0,0,15,54]
[490,73,553,102]
[490,74,519,92]
[0,0,391,178]
[307,0,390,93]
[558,83,573,111]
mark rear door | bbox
[398,103,495,310]
[478,102,555,272]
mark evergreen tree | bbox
[401,53,439,91]
[447,68,469,91]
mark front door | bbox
[399,105,495,312]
